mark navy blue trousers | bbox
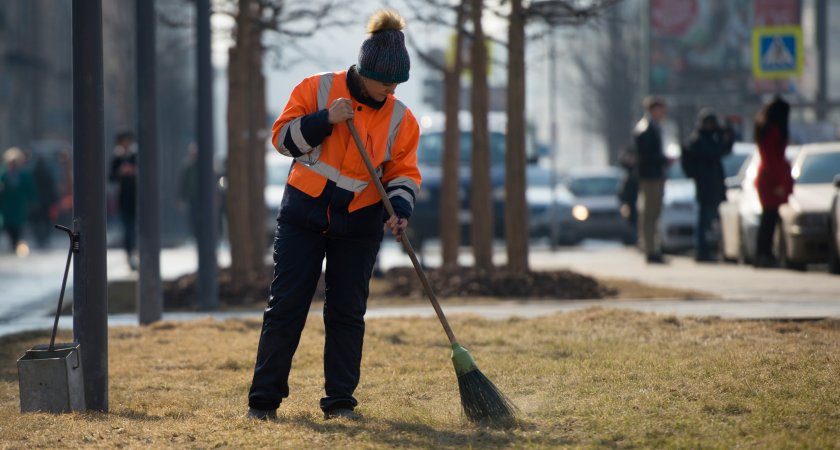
[248,221,381,412]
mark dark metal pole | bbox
[136,0,162,324]
[72,0,108,412]
[815,0,827,121]
[196,0,219,310]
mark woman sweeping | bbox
[247,10,421,421]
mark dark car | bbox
[557,167,635,245]
[411,128,507,248]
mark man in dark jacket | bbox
[683,109,734,262]
[633,96,668,263]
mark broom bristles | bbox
[457,367,517,423]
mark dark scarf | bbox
[347,65,386,110]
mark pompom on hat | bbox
[357,10,410,84]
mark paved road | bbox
[2,240,838,337]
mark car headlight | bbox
[572,205,589,221]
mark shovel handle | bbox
[346,119,458,346]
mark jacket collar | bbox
[347,65,386,110]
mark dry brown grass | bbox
[1,309,838,448]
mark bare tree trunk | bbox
[246,8,267,274]
[505,0,528,273]
[440,1,467,269]
[226,0,263,288]
[469,0,493,271]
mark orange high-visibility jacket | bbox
[271,70,421,237]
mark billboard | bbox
[649,0,800,96]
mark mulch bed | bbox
[383,266,613,299]
[162,266,326,310]
[163,265,612,309]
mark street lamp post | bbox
[136,0,163,325]
[71,0,108,412]
[196,0,219,310]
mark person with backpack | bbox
[682,109,734,262]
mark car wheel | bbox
[777,230,806,271]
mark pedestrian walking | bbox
[108,131,138,270]
[633,96,669,263]
[618,145,639,244]
[753,97,794,268]
[0,147,37,254]
[247,10,421,422]
[31,155,59,248]
[682,109,734,262]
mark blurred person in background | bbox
[753,97,793,268]
[618,145,639,245]
[633,96,669,264]
[682,109,734,262]
[109,131,138,270]
[178,142,200,243]
[0,147,37,254]
[30,155,59,248]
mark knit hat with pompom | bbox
[357,10,410,83]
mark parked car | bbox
[555,167,635,245]
[658,163,695,252]
[718,145,801,263]
[527,165,576,245]
[829,175,840,274]
[411,111,534,249]
[776,143,840,270]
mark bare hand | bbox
[385,215,408,242]
[328,98,354,124]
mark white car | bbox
[777,143,840,270]
[719,145,801,263]
[658,163,696,252]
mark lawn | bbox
[1,309,837,448]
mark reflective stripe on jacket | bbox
[271,70,421,237]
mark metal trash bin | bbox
[17,342,85,413]
[16,225,85,413]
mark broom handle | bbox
[347,119,458,346]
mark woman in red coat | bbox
[754,97,794,267]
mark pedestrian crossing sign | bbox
[752,26,803,79]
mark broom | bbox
[347,119,517,423]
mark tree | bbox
[402,0,469,269]
[470,0,493,271]
[505,0,527,273]
[218,0,349,289]
[572,2,639,164]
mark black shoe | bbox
[324,408,362,421]
[246,407,277,421]
[753,255,778,268]
[646,253,667,264]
